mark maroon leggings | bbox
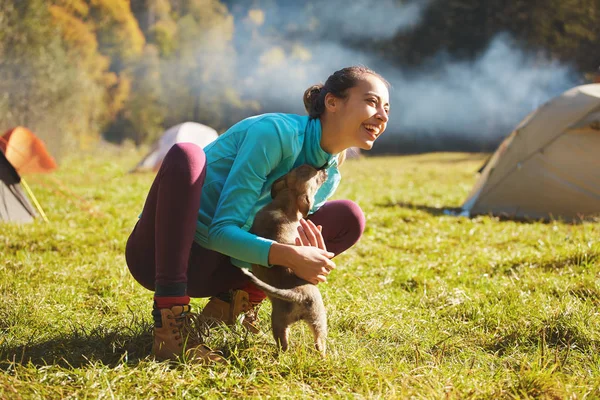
[125,143,365,298]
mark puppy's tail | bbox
[240,268,305,303]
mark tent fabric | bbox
[0,126,57,175]
[0,151,37,223]
[462,84,600,222]
[133,122,219,172]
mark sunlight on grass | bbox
[1,151,599,398]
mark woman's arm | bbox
[207,119,285,266]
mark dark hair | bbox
[303,66,389,119]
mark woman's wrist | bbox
[268,242,296,268]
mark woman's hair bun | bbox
[303,84,324,114]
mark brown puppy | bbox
[241,164,329,355]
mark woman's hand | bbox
[288,245,336,284]
[295,219,327,251]
[268,242,336,285]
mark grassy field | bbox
[1,150,599,399]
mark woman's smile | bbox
[362,123,381,140]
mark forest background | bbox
[1,0,599,159]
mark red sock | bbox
[240,282,267,303]
[153,295,190,309]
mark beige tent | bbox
[133,122,218,172]
[462,84,600,222]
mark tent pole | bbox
[20,178,49,223]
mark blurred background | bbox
[1,0,599,160]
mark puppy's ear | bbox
[297,194,312,217]
[271,176,287,199]
[318,169,328,186]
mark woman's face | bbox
[333,74,390,151]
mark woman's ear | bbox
[324,92,338,113]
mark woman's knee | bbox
[337,199,366,241]
[311,199,365,245]
[160,143,206,183]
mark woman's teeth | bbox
[364,124,379,135]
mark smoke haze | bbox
[228,1,579,150]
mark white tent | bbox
[461,84,600,222]
[133,122,219,172]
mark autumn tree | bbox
[0,0,109,156]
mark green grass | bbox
[1,150,599,399]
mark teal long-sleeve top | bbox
[194,113,341,270]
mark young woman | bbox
[125,66,390,362]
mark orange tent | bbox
[0,127,57,175]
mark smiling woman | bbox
[124,65,391,363]
[304,66,390,157]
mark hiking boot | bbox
[201,290,262,334]
[152,304,225,363]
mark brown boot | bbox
[201,290,262,334]
[152,304,225,363]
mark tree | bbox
[104,45,165,145]
[0,0,107,155]
[87,0,146,72]
[159,0,241,129]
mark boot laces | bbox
[243,302,262,324]
[169,309,210,347]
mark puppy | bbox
[241,164,329,355]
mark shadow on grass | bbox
[494,252,599,275]
[483,318,600,356]
[381,201,598,225]
[0,323,154,369]
[378,201,461,217]
[0,319,260,370]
